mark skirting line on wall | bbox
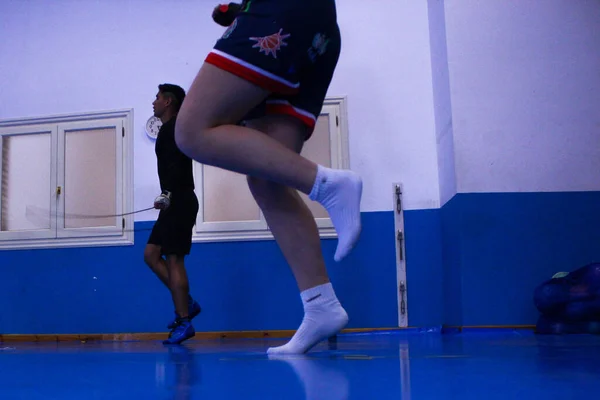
[0,326,537,343]
[442,325,536,333]
[0,327,403,343]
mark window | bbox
[0,109,134,249]
[192,96,350,242]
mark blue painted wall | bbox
[404,209,443,327]
[0,212,403,334]
[2,191,599,334]
[441,191,600,327]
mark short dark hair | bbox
[158,83,186,111]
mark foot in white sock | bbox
[309,166,362,262]
[267,283,349,355]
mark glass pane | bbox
[64,127,116,228]
[1,133,52,231]
[299,114,332,218]
[203,165,260,222]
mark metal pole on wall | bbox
[393,182,408,328]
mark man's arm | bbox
[162,145,190,194]
[154,152,189,210]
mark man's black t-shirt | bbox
[155,116,194,193]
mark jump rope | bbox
[23,205,160,233]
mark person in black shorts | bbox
[144,84,200,345]
[174,1,363,355]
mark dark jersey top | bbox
[155,116,194,193]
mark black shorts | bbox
[147,190,199,256]
[206,0,341,134]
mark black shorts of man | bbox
[144,83,200,345]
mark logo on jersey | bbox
[222,18,238,39]
[249,29,290,59]
[308,33,330,63]
[241,0,252,12]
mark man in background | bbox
[144,83,200,345]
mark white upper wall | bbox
[0,0,441,219]
[428,0,456,207]
[334,0,440,211]
[445,0,600,193]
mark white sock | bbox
[309,165,362,262]
[267,283,349,355]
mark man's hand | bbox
[212,3,242,27]
[154,191,172,210]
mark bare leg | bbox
[175,64,318,194]
[166,255,190,319]
[244,116,349,355]
[252,181,330,291]
[245,116,329,292]
[162,255,196,345]
[144,244,169,288]
[175,64,363,262]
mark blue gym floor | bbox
[1,330,599,399]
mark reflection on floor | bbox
[1,329,599,399]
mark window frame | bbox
[0,109,135,250]
[0,123,58,242]
[192,96,350,243]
